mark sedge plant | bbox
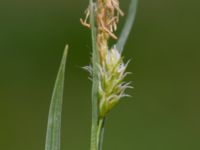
[44,0,138,150]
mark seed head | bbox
[81,1,132,118]
[84,47,132,118]
[98,47,132,117]
[80,0,124,63]
[96,0,124,63]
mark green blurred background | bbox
[0,0,200,150]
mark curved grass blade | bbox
[116,0,138,53]
[45,45,68,150]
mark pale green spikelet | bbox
[98,47,132,117]
[84,47,132,118]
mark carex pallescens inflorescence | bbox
[81,0,132,118]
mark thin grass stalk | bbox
[89,0,100,150]
[97,118,106,150]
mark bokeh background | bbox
[0,0,200,150]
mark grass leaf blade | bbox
[116,0,138,53]
[45,45,68,150]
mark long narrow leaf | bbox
[116,0,138,53]
[45,45,68,150]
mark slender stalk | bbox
[89,0,100,150]
[97,118,106,150]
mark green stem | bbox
[90,116,106,150]
[97,118,106,150]
[90,0,100,150]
